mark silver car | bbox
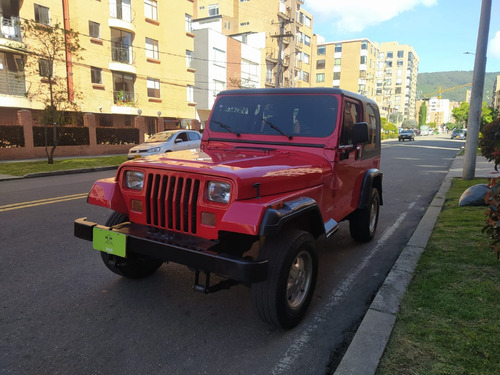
[128,130,202,159]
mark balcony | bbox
[1,17,22,42]
[109,3,135,33]
[109,45,136,74]
[265,48,278,64]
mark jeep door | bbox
[331,98,367,220]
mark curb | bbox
[333,160,456,375]
[0,166,118,182]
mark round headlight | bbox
[207,181,231,204]
[125,170,144,190]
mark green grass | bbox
[0,155,127,176]
[377,178,500,375]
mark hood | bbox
[121,147,330,199]
[130,141,166,151]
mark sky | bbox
[304,0,500,73]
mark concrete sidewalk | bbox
[334,154,499,375]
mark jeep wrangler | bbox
[74,88,383,329]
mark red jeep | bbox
[75,88,383,329]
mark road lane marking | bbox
[0,193,88,212]
[272,201,417,374]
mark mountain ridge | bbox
[417,71,499,103]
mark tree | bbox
[418,101,427,126]
[401,119,418,129]
[21,19,84,164]
[452,101,498,130]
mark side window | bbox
[364,104,379,151]
[188,132,200,141]
[341,101,361,145]
[176,132,188,142]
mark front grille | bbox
[145,172,201,234]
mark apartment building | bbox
[191,24,264,123]
[1,0,197,131]
[311,37,379,98]
[193,0,311,89]
[375,42,419,122]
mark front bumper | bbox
[74,218,268,284]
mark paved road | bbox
[0,135,464,374]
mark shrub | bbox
[483,178,500,260]
[478,117,500,170]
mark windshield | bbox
[145,131,176,143]
[209,94,339,138]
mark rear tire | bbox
[349,188,380,242]
[252,229,318,329]
[100,211,163,279]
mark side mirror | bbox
[352,122,369,144]
[175,138,183,143]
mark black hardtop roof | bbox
[217,87,377,105]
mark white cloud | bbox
[489,31,500,60]
[304,0,437,33]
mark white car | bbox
[128,130,202,159]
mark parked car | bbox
[75,88,383,329]
[451,129,467,140]
[128,130,202,159]
[398,130,415,142]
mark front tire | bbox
[252,229,318,329]
[349,188,380,242]
[100,211,164,279]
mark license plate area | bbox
[93,227,127,258]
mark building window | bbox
[304,35,310,46]
[397,59,404,67]
[396,78,402,85]
[186,50,192,68]
[147,77,160,98]
[224,20,231,29]
[185,14,192,32]
[213,79,225,97]
[89,21,100,38]
[111,28,133,64]
[386,60,393,67]
[110,0,132,22]
[387,51,393,59]
[38,59,52,77]
[361,41,368,50]
[240,22,249,26]
[360,56,367,64]
[213,47,226,68]
[187,85,194,102]
[302,71,309,83]
[145,38,159,59]
[334,58,341,66]
[397,50,404,58]
[208,4,219,16]
[304,16,311,28]
[317,46,326,55]
[91,67,102,84]
[113,72,135,104]
[316,73,325,83]
[333,72,341,80]
[303,53,310,64]
[316,59,325,69]
[144,0,158,21]
[34,4,50,25]
[335,44,342,53]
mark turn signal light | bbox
[201,212,216,227]
[130,199,143,213]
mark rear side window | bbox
[188,132,201,140]
[340,101,362,145]
[209,94,338,138]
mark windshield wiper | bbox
[212,120,240,137]
[260,118,292,140]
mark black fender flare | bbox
[259,197,325,238]
[358,169,383,209]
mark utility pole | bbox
[463,0,492,179]
[271,17,293,88]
